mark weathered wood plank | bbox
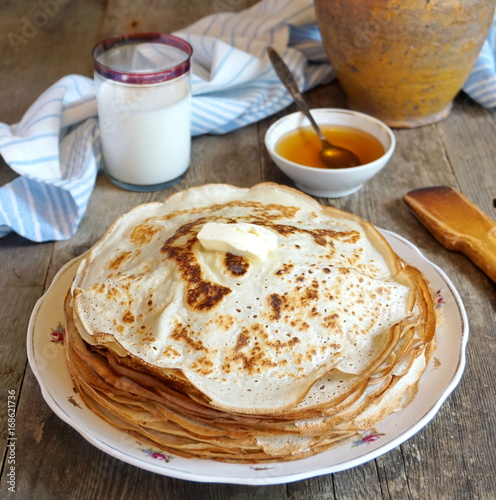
[0,1,111,498]
[0,287,43,476]
[0,369,141,499]
[100,0,259,38]
[1,0,496,498]
[0,0,102,121]
[136,473,288,500]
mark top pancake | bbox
[71,183,420,414]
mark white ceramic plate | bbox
[27,230,468,485]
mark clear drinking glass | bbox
[92,33,193,191]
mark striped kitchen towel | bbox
[1,0,495,242]
[0,76,100,242]
[174,0,333,135]
[462,16,496,108]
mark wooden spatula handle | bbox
[404,186,496,283]
[449,232,496,283]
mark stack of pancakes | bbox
[64,183,437,463]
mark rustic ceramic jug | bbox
[314,0,495,128]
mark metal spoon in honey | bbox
[267,46,360,169]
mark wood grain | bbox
[1,0,496,498]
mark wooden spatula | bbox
[404,186,496,283]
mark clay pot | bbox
[314,0,495,128]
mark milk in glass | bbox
[97,77,191,186]
[92,34,192,191]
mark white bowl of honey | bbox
[265,108,395,198]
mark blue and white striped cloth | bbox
[1,0,495,242]
[462,17,496,108]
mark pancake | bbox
[64,183,437,462]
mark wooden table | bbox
[1,1,495,499]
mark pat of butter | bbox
[197,222,277,261]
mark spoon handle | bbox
[267,46,327,144]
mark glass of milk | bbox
[92,33,192,191]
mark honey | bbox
[275,125,385,169]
